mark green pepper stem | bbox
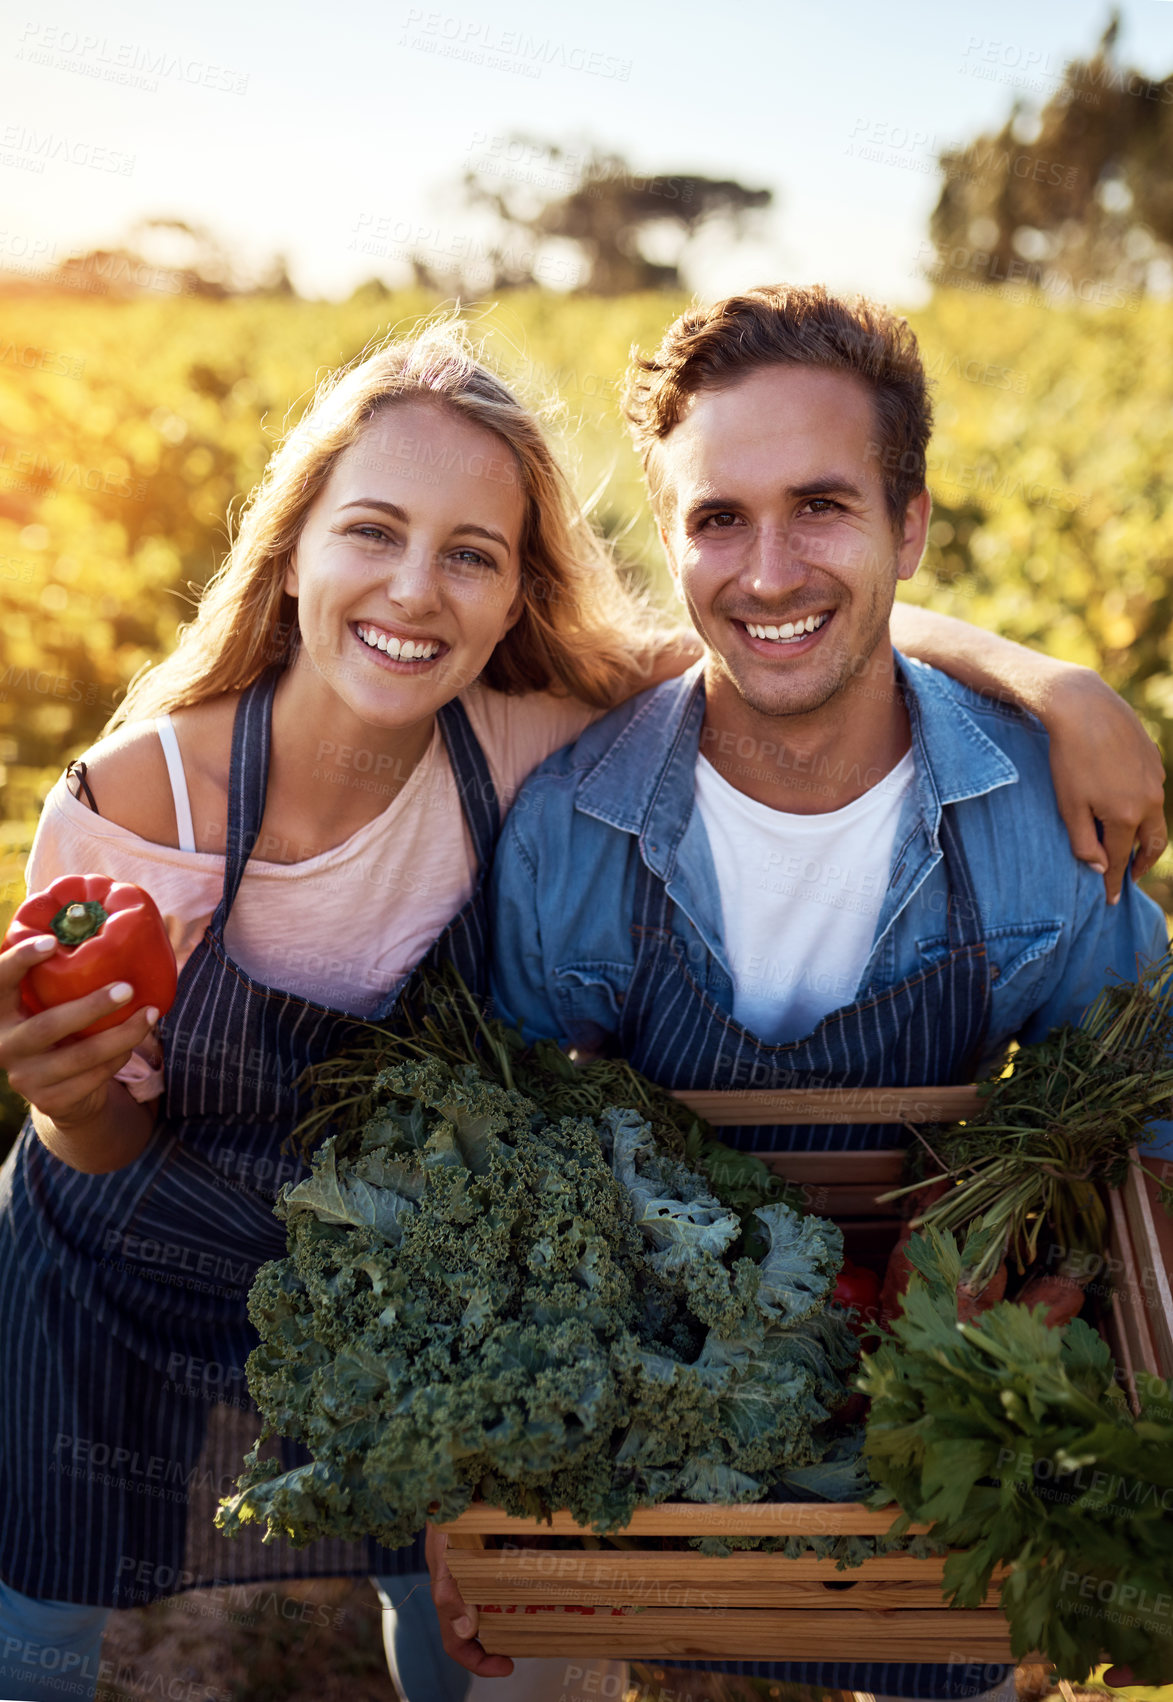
[51,900,108,945]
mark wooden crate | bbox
[439,1086,1173,1661]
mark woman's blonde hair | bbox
[110,320,662,727]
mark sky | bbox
[1,0,1170,304]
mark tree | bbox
[928,15,1173,299]
[48,218,298,299]
[412,138,773,295]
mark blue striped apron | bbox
[618,796,1009,1698]
[0,668,499,1608]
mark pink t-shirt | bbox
[26,682,597,1100]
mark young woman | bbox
[0,321,1163,1702]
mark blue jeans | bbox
[0,1574,461,1702]
[0,1581,110,1701]
[373,1571,470,1701]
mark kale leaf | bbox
[218,1059,855,1551]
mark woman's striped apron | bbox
[617,804,1011,1698]
[0,668,499,1608]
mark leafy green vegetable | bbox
[683,1431,948,1563]
[882,953,1173,1289]
[218,1057,856,1551]
[289,966,804,1244]
[859,1229,1173,1684]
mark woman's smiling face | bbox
[284,399,526,727]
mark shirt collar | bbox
[576,663,706,879]
[575,651,1020,872]
[900,652,1019,841]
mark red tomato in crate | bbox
[832,1260,882,1334]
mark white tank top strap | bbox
[155,714,197,853]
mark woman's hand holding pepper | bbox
[0,934,158,1170]
[888,606,1167,902]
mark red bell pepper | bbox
[4,873,177,1038]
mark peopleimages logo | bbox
[16,22,250,93]
[398,9,632,80]
[50,1433,237,1506]
[0,124,134,175]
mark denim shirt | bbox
[489,656,1171,1154]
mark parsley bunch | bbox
[860,1230,1173,1683]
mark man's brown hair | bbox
[623,283,932,527]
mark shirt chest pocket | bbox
[552,960,632,1049]
[916,919,1063,990]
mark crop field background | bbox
[3,284,1173,897]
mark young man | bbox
[440,285,1169,1700]
[491,285,1164,1072]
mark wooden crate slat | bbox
[1121,1161,1173,1378]
[440,1502,921,1537]
[1106,1288,1143,1416]
[449,1552,957,1585]
[456,1577,1000,1610]
[1107,1185,1161,1381]
[447,1551,1003,1611]
[444,1531,486,1551]
[475,1607,1018,1662]
[750,1149,907,1186]
[673,1086,984,1126]
[761,1183,906,1217]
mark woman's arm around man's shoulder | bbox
[892,603,1166,903]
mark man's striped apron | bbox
[617,801,1009,1698]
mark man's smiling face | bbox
[656,362,929,722]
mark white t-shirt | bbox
[26,681,597,1098]
[693,749,916,1044]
